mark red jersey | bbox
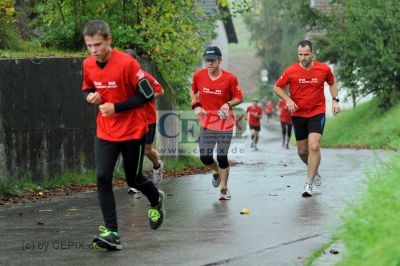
[191,69,243,131]
[82,49,148,141]
[278,100,292,125]
[246,105,262,126]
[143,71,163,124]
[265,102,274,114]
[275,61,334,117]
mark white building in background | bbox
[197,0,238,70]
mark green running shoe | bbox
[148,190,166,230]
[92,226,122,251]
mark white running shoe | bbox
[219,188,231,200]
[314,172,322,186]
[128,187,140,194]
[302,183,313,197]
[152,160,164,185]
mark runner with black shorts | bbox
[246,99,262,150]
[278,99,293,149]
[82,20,165,250]
[273,40,340,197]
[125,49,165,194]
[190,46,244,200]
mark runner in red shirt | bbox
[277,99,293,149]
[125,49,165,193]
[190,46,243,200]
[81,20,165,250]
[274,40,341,197]
[246,99,263,150]
[265,100,274,126]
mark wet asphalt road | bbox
[0,121,388,266]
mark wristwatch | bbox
[332,96,340,102]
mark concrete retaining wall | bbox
[0,56,176,182]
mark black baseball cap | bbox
[203,46,222,60]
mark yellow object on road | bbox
[240,208,250,215]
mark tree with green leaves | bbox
[27,0,250,107]
[312,0,400,109]
[0,0,16,49]
[242,0,306,102]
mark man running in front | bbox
[82,20,165,250]
[273,40,341,197]
[190,46,244,200]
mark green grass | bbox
[333,154,400,265]
[323,98,400,149]
[0,32,85,58]
[0,174,38,197]
[0,48,86,58]
[0,155,203,198]
[163,155,204,171]
[0,171,96,197]
[304,240,336,266]
[41,171,96,189]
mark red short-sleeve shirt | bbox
[278,99,292,125]
[246,105,262,126]
[275,61,334,117]
[82,49,148,141]
[191,69,243,131]
[265,102,274,114]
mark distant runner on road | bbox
[190,46,244,200]
[246,99,263,150]
[265,100,274,126]
[277,99,293,149]
[273,40,341,197]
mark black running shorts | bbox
[249,125,261,132]
[291,113,325,141]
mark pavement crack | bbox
[202,233,325,266]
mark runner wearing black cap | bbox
[190,46,244,200]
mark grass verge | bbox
[323,98,400,149]
[0,171,96,198]
[333,154,400,265]
[163,155,204,171]
[0,155,204,199]
[304,239,336,266]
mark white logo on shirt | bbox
[203,87,222,95]
[136,69,145,80]
[94,81,118,89]
[299,78,318,84]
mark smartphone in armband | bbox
[138,78,155,100]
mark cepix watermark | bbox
[154,110,246,156]
[22,240,94,251]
